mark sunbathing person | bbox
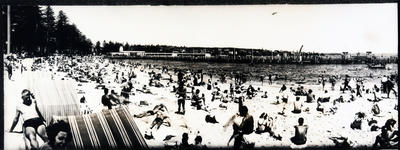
[134,104,168,118]
[191,89,203,110]
[306,89,315,103]
[292,97,303,114]
[373,119,399,149]
[350,112,366,130]
[291,117,308,145]
[150,110,171,130]
[255,113,281,140]
[317,90,330,103]
[136,85,153,94]
[316,101,337,115]
[261,91,268,98]
[9,89,49,150]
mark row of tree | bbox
[1,6,92,56]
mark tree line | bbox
[1,6,92,56]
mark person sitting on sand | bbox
[318,90,331,103]
[191,89,203,110]
[205,114,219,124]
[373,119,399,149]
[246,85,256,99]
[273,96,280,105]
[279,84,287,93]
[179,133,191,150]
[213,90,223,102]
[291,117,308,145]
[39,120,72,150]
[261,91,268,98]
[109,90,122,105]
[350,112,366,130]
[306,89,315,103]
[121,82,133,99]
[9,89,49,150]
[292,97,303,114]
[225,106,254,150]
[221,90,230,103]
[255,113,282,140]
[101,88,112,109]
[333,95,344,103]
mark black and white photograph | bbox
[1,3,398,150]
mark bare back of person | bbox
[292,125,308,145]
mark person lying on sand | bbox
[136,85,152,94]
[150,110,171,130]
[134,104,168,118]
[329,136,353,149]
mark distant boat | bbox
[368,63,386,69]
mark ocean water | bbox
[114,59,398,84]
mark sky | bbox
[52,4,398,54]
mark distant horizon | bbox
[52,4,397,54]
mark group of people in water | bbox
[4,54,398,150]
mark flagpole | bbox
[7,5,11,54]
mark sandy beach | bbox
[3,56,398,150]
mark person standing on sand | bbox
[21,61,24,74]
[329,76,336,91]
[342,75,351,93]
[268,74,272,85]
[7,62,13,80]
[356,83,362,97]
[385,79,397,98]
[9,89,49,150]
[176,84,187,114]
[291,117,308,145]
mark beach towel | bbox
[51,107,149,150]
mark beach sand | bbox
[3,58,398,149]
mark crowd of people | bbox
[4,54,398,150]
